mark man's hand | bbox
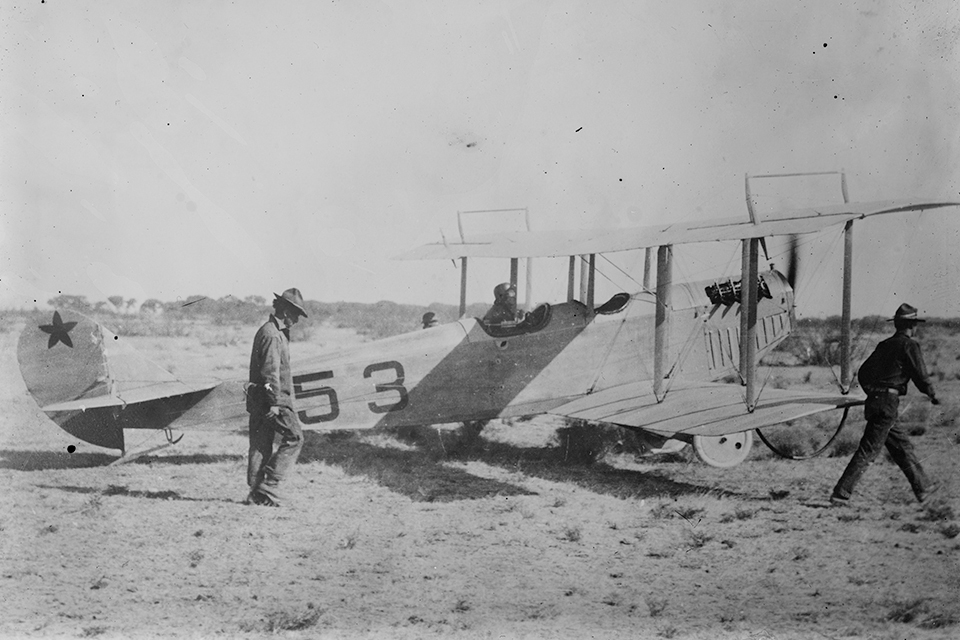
[267,405,281,417]
[930,396,941,405]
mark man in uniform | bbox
[246,288,308,507]
[482,282,524,325]
[831,303,940,505]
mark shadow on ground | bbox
[299,422,716,503]
[36,483,236,503]
[0,450,117,471]
[0,449,242,471]
[299,431,536,502]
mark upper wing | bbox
[396,199,958,260]
[548,380,864,437]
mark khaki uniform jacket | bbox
[248,315,294,411]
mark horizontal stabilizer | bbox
[41,380,221,412]
[549,380,864,437]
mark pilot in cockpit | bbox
[482,282,526,326]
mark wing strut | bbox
[459,257,468,318]
[643,247,653,290]
[654,244,672,401]
[740,237,760,411]
[840,220,853,392]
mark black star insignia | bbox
[39,311,78,349]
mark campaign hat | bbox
[888,303,924,323]
[273,288,308,318]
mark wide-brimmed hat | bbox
[273,288,308,317]
[888,303,924,323]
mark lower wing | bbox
[548,380,864,437]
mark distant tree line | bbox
[38,294,490,340]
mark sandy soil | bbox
[1,320,958,640]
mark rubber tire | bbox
[693,430,754,468]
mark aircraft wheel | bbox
[692,431,753,468]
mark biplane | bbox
[17,172,957,467]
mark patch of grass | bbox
[675,506,704,521]
[39,524,58,535]
[919,611,960,629]
[80,627,108,637]
[188,550,203,568]
[646,595,668,617]
[657,625,679,638]
[920,502,955,522]
[649,500,675,519]
[80,494,103,516]
[792,546,810,561]
[940,523,960,539]
[338,530,359,550]
[886,598,929,624]
[262,605,322,632]
[561,525,582,542]
[453,599,471,612]
[686,530,712,549]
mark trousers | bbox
[833,392,930,500]
[247,406,303,504]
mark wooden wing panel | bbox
[549,380,864,437]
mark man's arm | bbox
[257,334,284,407]
[903,340,937,401]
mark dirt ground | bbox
[1,320,958,640]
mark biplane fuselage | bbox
[20,271,794,454]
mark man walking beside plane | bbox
[831,304,940,505]
[245,288,308,507]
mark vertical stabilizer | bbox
[17,310,121,450]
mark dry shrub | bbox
[920,612,960,629]
[886,598,929,623]
[261,605,322,632]
[646,595,668,617]
[919,502,955,522]
[561,525,582,542]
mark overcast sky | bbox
[2,1,959,318]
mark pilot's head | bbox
[422,311,438,329]
[493,282,517,309]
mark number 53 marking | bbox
[363,361,409,413]
[294,360,409,423]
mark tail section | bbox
[17,310,219,451]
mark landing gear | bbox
[693,430,754,468]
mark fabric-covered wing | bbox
[548,380,865,437]
[397,199,958,260]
